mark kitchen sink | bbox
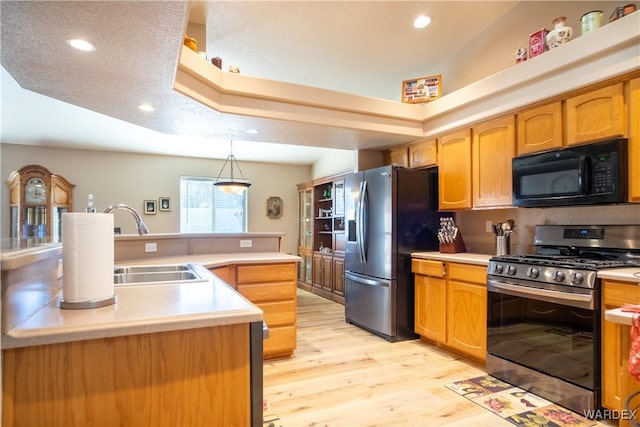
[113,264,207,285]
[114,265,190,274]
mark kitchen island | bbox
[1,235,298,427]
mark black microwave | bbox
[512,138,628,207]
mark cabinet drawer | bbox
[259,301,296,328]
[236,282,296,302]
[236,263,296,284]
[448,263,487,284]
[603,280,640,306]
[264,325,296,357]
[412,259,445,277]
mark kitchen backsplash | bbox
[456,204,640,255]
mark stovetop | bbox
[491,254,640,270]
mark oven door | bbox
[487,278,600,392]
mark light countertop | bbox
[1,252,300,350]
[2,263,263,350]
[120,252,300,268]
[411,251,491,266]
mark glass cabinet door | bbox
[298,188,312,249]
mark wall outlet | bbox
[145,242,157,253]
[486,220,494,233]
[240,239,253,248]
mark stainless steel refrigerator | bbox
[344,165,442,342]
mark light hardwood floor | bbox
[263,289,513,426]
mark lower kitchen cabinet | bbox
[3,324,253,426]
[310,252,345,303]
[211,262,297,360]
[332,256,345,298]
[602,279,640,421]
[412,258,487,363]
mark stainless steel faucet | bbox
[103,204,150,235]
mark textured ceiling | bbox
[0,1,536,164]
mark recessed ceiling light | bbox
[245,129,259,134]
[138,103,155,112]
[413,15,432,29]
[66,38,96,52]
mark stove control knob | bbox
[493,264,504,274]
[527,267,540,278]
[553,270,566,282]
[506,265,517,275]
[570,272,584,285]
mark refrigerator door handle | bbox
[357,180,368,264]
[345,271,390,287]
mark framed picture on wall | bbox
[144,200,157,215]
[159,197,171,212]
[266,196,283,219]
[402,74,442,104]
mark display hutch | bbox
[6,164,75,240]
[297,172,348,304]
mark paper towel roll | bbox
[62,213,115,307]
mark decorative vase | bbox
[546,17,573,49]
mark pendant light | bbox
[214,141,251,194]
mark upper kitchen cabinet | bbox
[516,101,563,155]
[472,115,515,208]
[565,82,625,146]
[383,146,409,168]
[438,129,472,210]
[6,164,75,240]
[628,77,640,202]
[408,138,437,169]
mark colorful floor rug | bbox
[446,375,598,427]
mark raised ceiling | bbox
[0,1,611,164]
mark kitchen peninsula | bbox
[1,233,299,427]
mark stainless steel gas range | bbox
[486,224,640,414]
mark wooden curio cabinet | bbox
[6,164,75,240]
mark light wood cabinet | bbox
[628,77,640,202]
[565,82,625,146]
[412,258,487,362]
[409,138,437,169]
[236,263,297,359]
[438,129,473,210]
[6,164,75,239]
[602,280,640,420]
[472,115,515,208]
[516,101,563,155]
[384,146,409,168]
[3,324,252,426]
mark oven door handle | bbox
[487,279,594,310]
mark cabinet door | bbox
[472,115,515,208]
[517,101,563,155]
[565,83,625,146]
[409,138,437,169]
[333,256,345,297]
[628,78,640,202]
[384,147,409,168]
[602,280,640,412]
[446,280,487,362]
[414,274,447,342]
[298,188,313,249]
[438,129,472,210]
[312,253,323,288]
[321,255,333,291]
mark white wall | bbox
[0,144,311,255]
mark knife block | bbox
[439,233,466,254]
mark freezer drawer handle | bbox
[345,272,390,287]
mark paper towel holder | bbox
[60,295,116,310]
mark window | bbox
[180,176,247,233]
